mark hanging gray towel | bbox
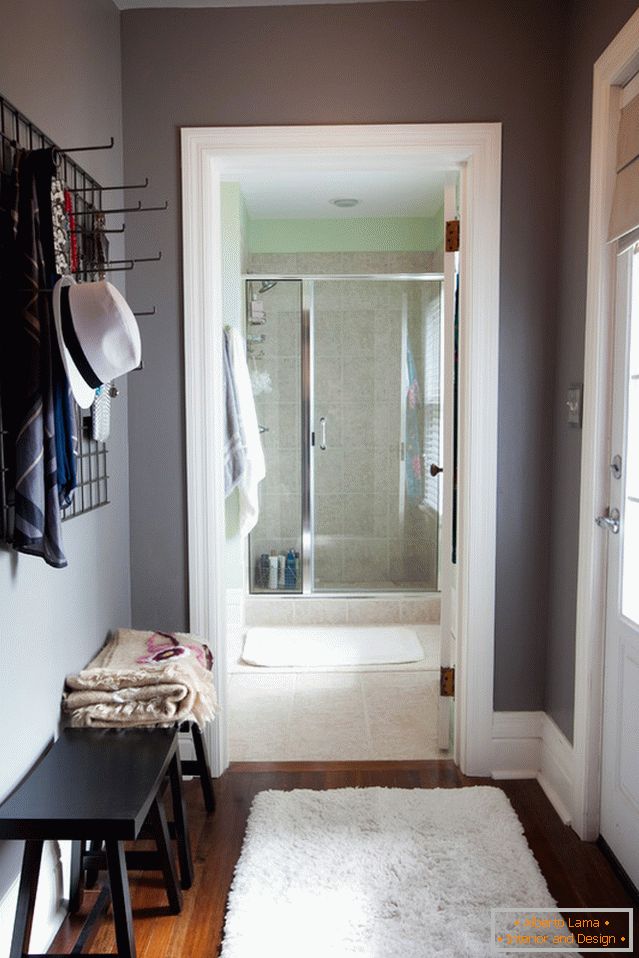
[223,328,246,495]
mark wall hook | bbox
[70,262,135,274]
[70,177,149,194]
[70,223,126,234]
[58,136,115,153]
[139,200,168,212]
[73,201,143,216]
[103,252,161,266]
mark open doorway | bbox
[181,123,501,777]
[221,167,452,761]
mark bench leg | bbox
[169,753,194,890]
[147,796,182,914]
[191,723,215,814]
[9,840,43,958]
[105,840,136,958]
[69,840,83,914]
[85,839,103,889]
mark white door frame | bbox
[572,8,639,841]
[180,123,502,777]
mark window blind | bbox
[608,87,639,243]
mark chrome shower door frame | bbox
[301,279,314,595]
[249,273,445,595]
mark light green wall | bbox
[248,215,442,253]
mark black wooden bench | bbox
[0,727,192,958]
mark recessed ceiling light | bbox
[329,198,360,208]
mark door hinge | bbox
[440,666,455,697]
[445,219,460,252]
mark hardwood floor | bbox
[50,761,637,957]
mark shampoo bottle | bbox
[285,549,296,589]
[268,551,278,590]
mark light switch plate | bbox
[567,383,583,427]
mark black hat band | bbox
[60,284,102,390]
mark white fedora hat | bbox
[53,276,142,409]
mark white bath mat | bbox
[242,625,424,667]
[220,787,562,958]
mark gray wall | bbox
[545,0,639,740]
[0,0,131,902]
[121,0,565,713]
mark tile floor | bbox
[229,629,446,761]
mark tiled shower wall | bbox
[247,278,303,586]
[248,251,442,593]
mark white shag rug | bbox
[242,625,425,667]
[220,787,561,958]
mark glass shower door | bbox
[247,279,304,593]
[312,278,442,593]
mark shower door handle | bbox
[319,416,327,450]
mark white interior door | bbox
[600,239,639,888]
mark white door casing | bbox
[599,243,639,887]
[437,174,458,751]
[181,123,501,777]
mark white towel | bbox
[227,327,266,536]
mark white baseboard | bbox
[491,711,543,779]
[538,714,574,825]
[0,841,70,958]
[491,711,574,825]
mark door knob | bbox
[595,508,620,534]
[430,463,443,477]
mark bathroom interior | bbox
[222,168,455,762]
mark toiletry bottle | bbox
[259,553,269,589]
[268,551,278,591]
[294,551,300,586]
[285,549,296,589]
[278,553,286,588]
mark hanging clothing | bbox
[51,177,70,275]
[50,178,78,508]
[64,188,78,272]
[0,143,21,496]
[92,383,112,442]
[52,337,78,509]
[223,329,246,495]
[226,327,265,536]
[11,146,67,567]
[80,212,109,280]
[93,212,109,278]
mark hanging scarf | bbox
[11,147,67,566]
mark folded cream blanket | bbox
[63,628,218,729]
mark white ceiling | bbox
[114,0,421,8]
[224,167,448,219]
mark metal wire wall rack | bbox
[0,94,113,541]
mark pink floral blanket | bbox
[63,628,218,728]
